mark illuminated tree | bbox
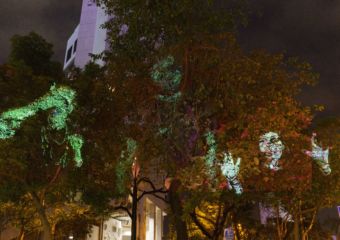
[0,33,88,240]
[93,0,325,238]
[276,117,340,240]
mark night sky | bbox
[0,0,338,116]
[238,0,340,117]
[0,0,82,64]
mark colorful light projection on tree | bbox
[203,131,243,194]
[205,131,217,177]
[199,129,332,195]
[116,138,137,195]
[304,133,331,175]
[151,55,181,102]
[221,152,243,195]
[259,132,285,171]
[150,56,333,195]
[0,85,84,167]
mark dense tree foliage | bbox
[0,2,338,240]
[95,0,339,239]
[0,33,92,240]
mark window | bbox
[66,46,73,62]
[73,40,77,53]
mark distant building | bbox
[63,0,109,70]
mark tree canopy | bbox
[0,2,338,240]
[94,0,339,238]
[0,32,91,240]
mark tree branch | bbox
[113,206,132,219]
[194,212,216,225]
[216,203,234,238]
[137,177,157,190]
[48,166,62,186]
[190,209,212,239]
[137,177,167,192]
[149,193,169,204]
[137,188,167,202]
[302,208,317,239]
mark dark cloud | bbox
[238,0,340,116]
[0,0,82,63]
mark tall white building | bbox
[63,0,109,70]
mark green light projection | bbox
[67,134,84,167]
[151,56,181,102]
[116,138,137,195]
[205,131,217,177]
[0,85,84,167]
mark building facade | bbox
[64,0,109,70]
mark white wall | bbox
[259,203,292,225]
[102,217,132,240]
[92,5,109,66]
[86,225,99,240]
[74,0,98,69]
[102,218,123,240]
[63,25,79,70]
[63,0,110,70]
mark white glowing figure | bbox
[221,152,243,195]
[259,132,284,171]
[304,133,331,175]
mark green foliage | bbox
[99,0,248,65]
[9,32,62,78]
[151,56,182,102]
[116,138,137,195]
[0,85,76,138]
[0,84,83,167]
[0,33,88,238]
[0,32,64,113]
[61,62,126,214]
[96,0,322,236]
[67,134,84,167]
[204,131,217,176]
[24,1,334,238]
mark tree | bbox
[93,0,326,239]
[284,117,340,240]
[9,32,63,79]
[96,0,248,238]
[0,33,89,240]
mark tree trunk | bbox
[301,208,317,240]
[131,178,138,240]
[18,226,25,240]
[212,203,233,240]
[168,179,188,240]
[30,191,52,240]
[292,214,300,240]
